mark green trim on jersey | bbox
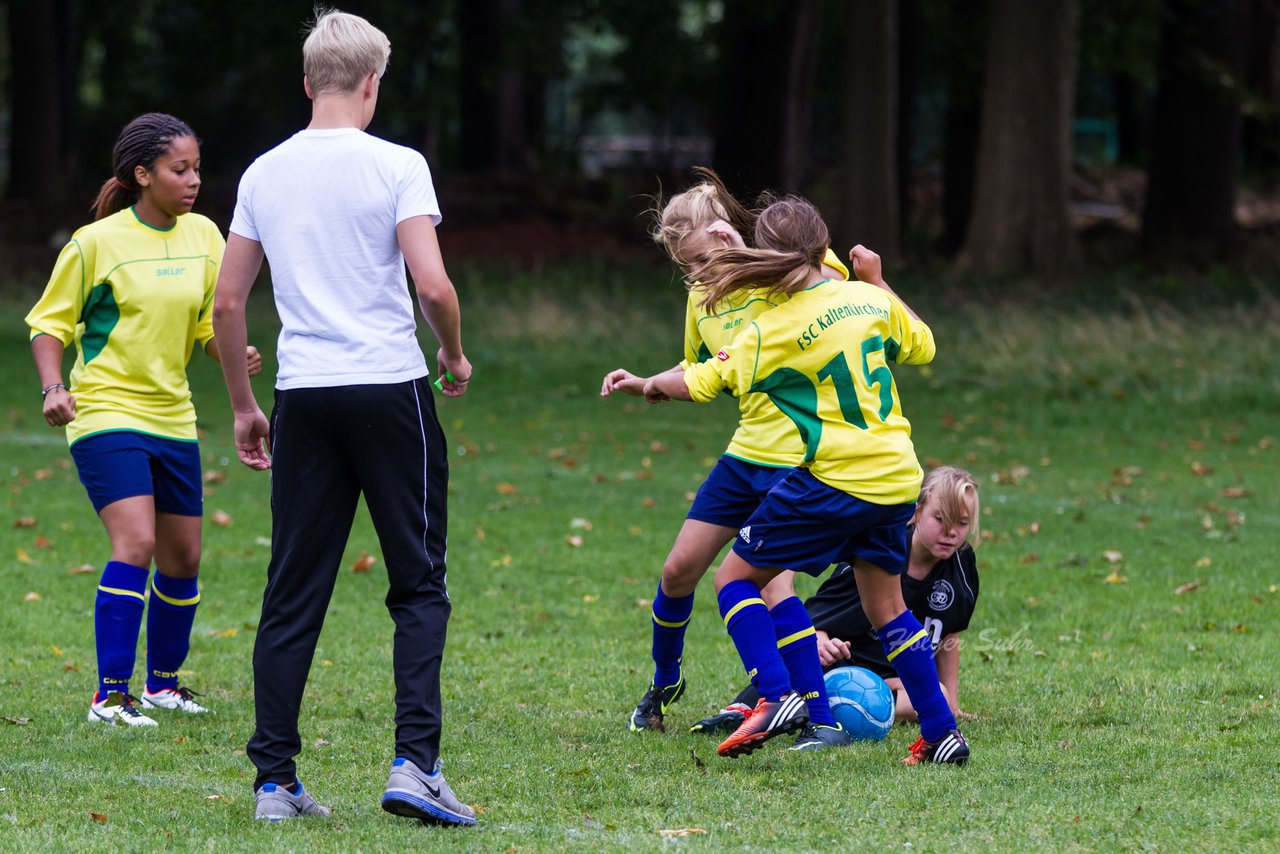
[721,452,790,469]
[130,206,177,232]
[68,427,201,449]
[80,283,119,365]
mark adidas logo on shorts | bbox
[738,526,751,544]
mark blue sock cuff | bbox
[101,560,149,594]
[652,584,694,623]
[717,580,766,631]
[879,610,929,655]
[768,596,810,638]
[151,572,200,604]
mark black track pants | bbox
[247,378,451,789]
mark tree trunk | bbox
[712,1,788,193]
[896,0,923,246]
[1141,0,1252,262]
[840,0,900,262]
[458,0,501,173]
[960,0,1080,277]
[7,0,77,203]
[780,0,820,192]
[1242,0,1279,184]
[940,0,988,255]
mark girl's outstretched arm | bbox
[643,370,693,403]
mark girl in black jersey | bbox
[694,466,980,731]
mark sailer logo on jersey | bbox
[716,349,730,361]
[929,579,955,610]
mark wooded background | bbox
[2,0,1277,277]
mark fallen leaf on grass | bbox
[174,736,186,743]
[570,518,593,530]
[1221,486,1250,498]
[581,594,598,603]
[657,828,707,839]
[496,483,519,495]
[13,517,36,528]
[315,738,330,746]
[67,564,95,575]
[33,469,54,481]
[203,470,226,484]
[1018,553,1039,565]
[689,749,707,775]
[209,510,233,527]
[34,534,52,549]
[565,535,584,548]
[3,716,31,725]
[90,812,108,824]
[351,551,376,573]
[1104,569,1127,584]
[205,794,225,801]
[474,526,486,541]
[641,498,656,508]
[1232,624,1249,633]
[1195,556,1212,568]
[210,628,238,638]
[51,645,63,656]
[1175,581,1200,595]
[1190,461,1213,477]
[16,549,32,564]
[1102,550,1124,564]
[23,591,40,601]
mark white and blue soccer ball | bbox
[824,666,895,741]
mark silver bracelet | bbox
[41,383,67,400]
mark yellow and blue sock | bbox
[771,596,835,726]
[879,609,957,742]
[145,571,200,693]
[717,579,790,701]
[95,560,148,698]
[650,583,693,688]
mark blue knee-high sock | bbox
[650,583,693,688]
[770,596,834,726]
[95,561,149,698]
[146,571,200,693]
[717,580,790,701]
[879,610,956,742]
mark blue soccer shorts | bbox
[731,467,914,577]
[686,455,790,528]
[70,430,203,516]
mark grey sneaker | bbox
[381,758,477,827]
[254,780,332,821]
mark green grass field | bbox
[1,263,1278,851]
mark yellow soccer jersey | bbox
[26,208,225,446]
[681,249,850,468]
[684,278,935,503]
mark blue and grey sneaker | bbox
[789,722,853,751]
[254,780,332,821]
[381,758,477,827]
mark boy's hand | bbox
[246,345,263,377]
[436,349,472,398]
[642,378,669,404]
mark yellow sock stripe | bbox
[97,585,146,602]
[652,612,691,629]
[885,628,929,663]
[150,579,201,607]
[722,597,766,626]
[776,626,816,649]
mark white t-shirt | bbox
[230,128,441,389]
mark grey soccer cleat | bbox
[381,757,477,827]
[254,780,332,821]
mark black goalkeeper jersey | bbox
[804,544,979,680]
